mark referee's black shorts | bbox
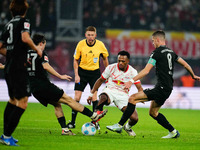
[143,85,172,106]
[32,81,64,107]
[74,67,101,91]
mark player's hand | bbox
[193,75,200,81]
[124,81,132,89]
[87,96,92,105]
[60,75,72,81]
[0,63,5,69]
[75,75,80,83]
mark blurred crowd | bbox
[0,0,56,30]
[83,0,200,32]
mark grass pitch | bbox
[0,102,200,150]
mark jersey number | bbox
[27,53,37,71]
[7,23,13,44]
[167,53,172,70]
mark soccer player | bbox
[87,51,143,136]
[106,30,200,138]
[27,34,107,135]
[0,0,42,146]
[67,26,109,129]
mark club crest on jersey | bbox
[24,22,30,29]
[44,56,49,61]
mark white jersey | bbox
[101,63,140,95]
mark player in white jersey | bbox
[87,51,143,136]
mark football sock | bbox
[153,113,174,132]
[95,99,109,111]
[71,110,78,124]
[92,100,98,112]
[58,116,67,128]
[118,103,136,126]
[71,101,79,124]
[81,107,93,117]
[4,102,16,134]
[4,106,25,136]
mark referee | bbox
[67,26,109,128]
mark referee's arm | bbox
[102,56,109,68]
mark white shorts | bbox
[101,88,129,110]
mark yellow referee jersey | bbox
[74,39,109,71]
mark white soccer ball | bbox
[81,122,96,136]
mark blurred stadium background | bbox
[0,0,200,109]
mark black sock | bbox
[92,100,98,112]
[71,110,78,124]
[153,113,174,132]
[95,100,109,111]
[81,107,93,117]
[4,106,25,136]
[118,103,135,126]
[4,102,16,134]
[58,116,67,128]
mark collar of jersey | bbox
[117,64,129,72]
[86,39,96,47]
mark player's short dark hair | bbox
[9,0,29,17]
[152,30,165,39]
[32,34,46,45]
[118,50,130,59]
[85,26,96,32]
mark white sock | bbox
[171,129,177,133]
[125,123,131,130]
[90,112,97,119]
[3,134,11,139]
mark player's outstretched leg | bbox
[106,123,123,133]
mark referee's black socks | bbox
[118,103,135,126]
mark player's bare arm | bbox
[177,57,200,81]
[73,58,80,83]
[0,43,7,56]
[43,62,72,81]
[22,32,42,57]
[87,77,105,105]
[125,63,154,89]
[135,83,143,92]
[102,57,109,68]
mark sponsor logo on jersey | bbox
[113,80,124,85]
[44,56,49,61]
[24,22,30,29]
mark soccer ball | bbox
[81,122,96,136]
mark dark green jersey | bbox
[27,50,49,92]
[149,45,179,90]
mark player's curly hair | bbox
[9,0,29,17]
[118,50,130,59]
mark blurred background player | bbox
[27,33,107,135]
[0,0,42,146]
[107,30,200,138]
[87,51,143,136]
[67,26,109,129]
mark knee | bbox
[128,95,136,104]
[99,94,109,105]
[149,110,157,118]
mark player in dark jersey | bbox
[0,0,42,146]
[27,33,108,136]
[106,30,200,138]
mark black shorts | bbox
[143,86,172,106]
[5,69,31,100]
[32,82,64,107]
[74,67,101,91]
